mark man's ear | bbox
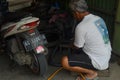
[75,11,79,15]
[75,11,80,18]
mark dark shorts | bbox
[68,49,97,70]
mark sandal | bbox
[86,77,99,80]
[75,76,99,80]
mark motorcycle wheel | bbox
[30,53,48,76]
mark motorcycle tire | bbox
[30,53,48,76]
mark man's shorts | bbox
[68,49,97,70]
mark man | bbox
[61,0,112,80]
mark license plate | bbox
[23,36,41,51]
[23,34,47,52]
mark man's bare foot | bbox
[85,71,98,79]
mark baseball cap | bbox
[69,0,88,12]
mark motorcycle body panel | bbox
[1,16,40,38]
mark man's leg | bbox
[61,56,97,79]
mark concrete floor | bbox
[0,53,120,80]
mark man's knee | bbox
[61,56,70,69]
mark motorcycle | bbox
[0,13,48,76]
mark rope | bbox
[47,67,63,80]
[47,67,86,80]
[79,73,86,80]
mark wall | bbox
[7,0,32,12]
[113,0,120,55]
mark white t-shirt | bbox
[74,14,112,70]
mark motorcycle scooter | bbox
[0,13,48,76]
